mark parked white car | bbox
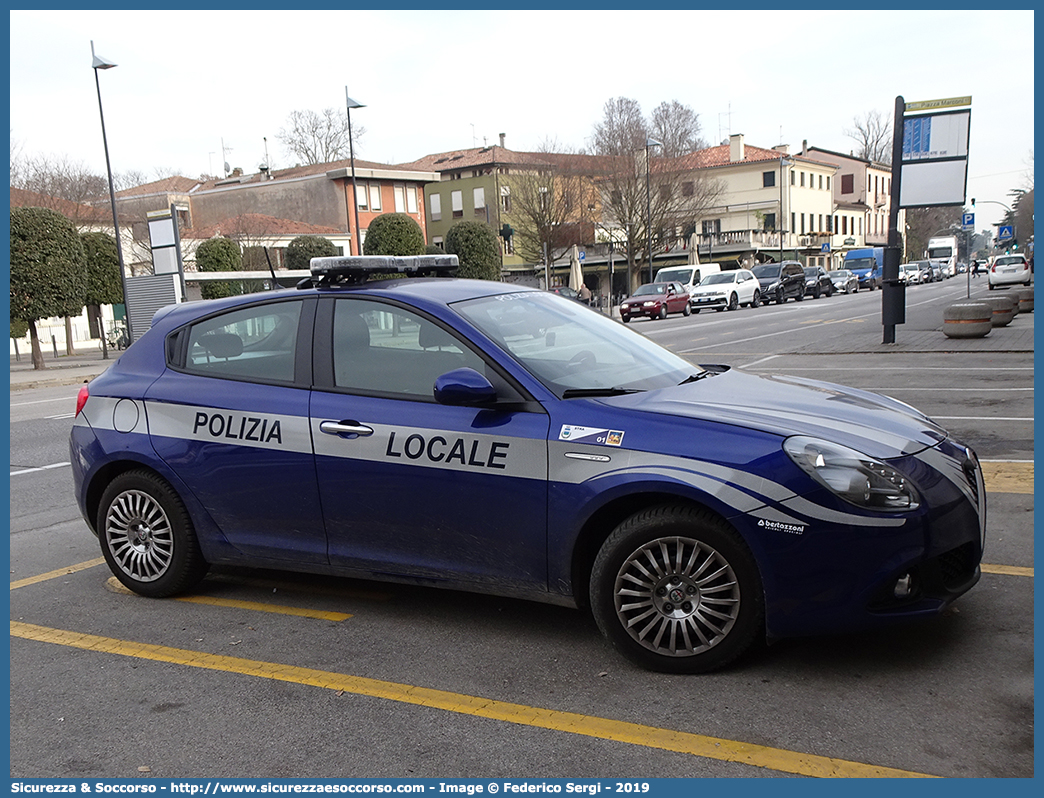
[900,263,923,284]
[988,254,1032,289]
[689,269,761,312]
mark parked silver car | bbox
[829,269,858,294]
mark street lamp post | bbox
[91,41,133,344]
[779,157,793,263]
[646,138,662,283]
[345,91,365,255]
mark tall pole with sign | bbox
[885,95,972,344]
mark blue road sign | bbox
[962,212,974,230]
[998,225,1014,241]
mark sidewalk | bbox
[10,345,118,391]
[9,292,1034,390]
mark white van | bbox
[653,263,722,296]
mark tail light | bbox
[75,383,89,417]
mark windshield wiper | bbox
[678,372,714,385]
[562,387,643,399]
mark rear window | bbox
[995,256,1025,266]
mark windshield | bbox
[655,268,692,284]
[846,258,875,271]
[752,265,781,278]
[453,291,701,398]
[928,247,953,258]
[803,268,818,277]
[699,272,734,285]
[833,270,850,278]
[632,283,667,296]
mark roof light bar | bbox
[310,254,459,279]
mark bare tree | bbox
[276,109,367,166]
[649,100,706,157]
[590,97,719,291]
[11,153,109,215]
[505,143,599,269]
[845,110,893,164]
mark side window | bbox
[332,299,486,399]
[184,302,302,383]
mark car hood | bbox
[621,293,664,303]
[690,283,733,295]
[602,368,949,459]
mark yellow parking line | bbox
[9,557,106,590]
[981,564,1033,577]
[105,577,351,621]
[981,461,1033,494]
[10,620,936,778]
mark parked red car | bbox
[619,281,691,322]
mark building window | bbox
[800,213,805,235]
[406,187,418,214]
[842,216,847,235]
[501,193,511,213]
[369,184,382,212]
[763,171,775,188]
[827,216,833,233]
[763,213,776,231]
[701,219,721,235]
[818,175,823,190]
[790,170,795,185]
[473,187,485,217]
[355,184,368,210]
[432,236,444,250]
[841,174,854,194]
[394,185,406,213]
[682,181,694,197]
[826,176,831,191]
[819,214,824,232]
[430,193,441,221]
[800,172,805,187]
[451,190,463,219]
[791,212,795,232]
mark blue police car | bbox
[71,255,985,673]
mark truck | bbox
[927,236,958,278]
[842,247,884,291]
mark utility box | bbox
[124,273,182,343]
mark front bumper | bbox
[620,304,663,319]
[745,438,985,639]
[690,295,727,309]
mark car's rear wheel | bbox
[97,470,208,597]
[590,505,764,673]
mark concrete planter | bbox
[1013,287,1034,313]
[943,301,992,338]
[983,295,1016,327]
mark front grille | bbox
[938,542,977,590]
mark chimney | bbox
[499,133,506,148]
[772,144,789,155]
[729,134,744,162]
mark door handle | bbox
[319,420,374,437]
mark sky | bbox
[8,8,1035,234]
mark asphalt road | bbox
[8,277,1034,779]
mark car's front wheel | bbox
[749,290,761,308]
[727,292,739,311]
[590,505,764,673]
[97,470,209,597]
[683,304,692,316]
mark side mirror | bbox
[434,367,498,407]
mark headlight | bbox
[643,301,657,307]
[767,282,780,292]
[783,436,920,511]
